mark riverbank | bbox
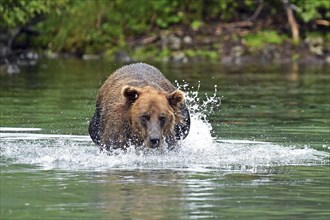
[1,21,329,75]
[1,0,329,74]
[116,21,329,65]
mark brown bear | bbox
[89,63,190,151]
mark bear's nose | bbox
[150,138,160,149]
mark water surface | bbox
[1,59,329,219]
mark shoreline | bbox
[1,23,329,74]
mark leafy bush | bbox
[0,0,68,29]
[293,0,330,22]
[244,31,285,48]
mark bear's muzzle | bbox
[150,138,160,149]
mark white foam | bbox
[1,132,90,141]
[0,127,42,132]
[0,128,328,173]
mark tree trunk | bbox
[283,0,300,44]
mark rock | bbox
[231,45,245,57]
[114,50,133,63]
[45,50,59,59]
[226,45,245,65]
[183,36,193,45]
[19,51,39,60]
[25,51,39,60]
[82,54,101,60]
[0,44,10,58]
[6,63,20,74]
[161,34,182,50]
[221,56,234,65]
[305,37,324,55]
[171,51,188,63]
[326,56,330,63]
[17,50,39,66]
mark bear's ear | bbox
[168,90,185,108]
[122,86,140,103]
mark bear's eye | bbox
[140,115,150,126]
[159,116,167,127]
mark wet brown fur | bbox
[89,63,190,150]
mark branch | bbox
[248,0,264,21]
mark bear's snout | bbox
[150,138,160,149]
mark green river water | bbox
[0,59,329,219]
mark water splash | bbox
[1,132,328,173]
[177,80,221,120]
[0,86,328,173]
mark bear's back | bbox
[108,63,176,92]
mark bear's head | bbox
[122,85,185,149]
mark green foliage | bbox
[130,47,219,62]
[2,0,329,55]
[191,20,203,30]
[185,49,218,60]
[37,0,260,53]
[0,0,68,29]
[36,0,188,54]
[291,53,301,61]
[150,0,184,28]
[244,31,285,48]
[131,45,162,61]
[293,0,330,22]
[37,0,121,54]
